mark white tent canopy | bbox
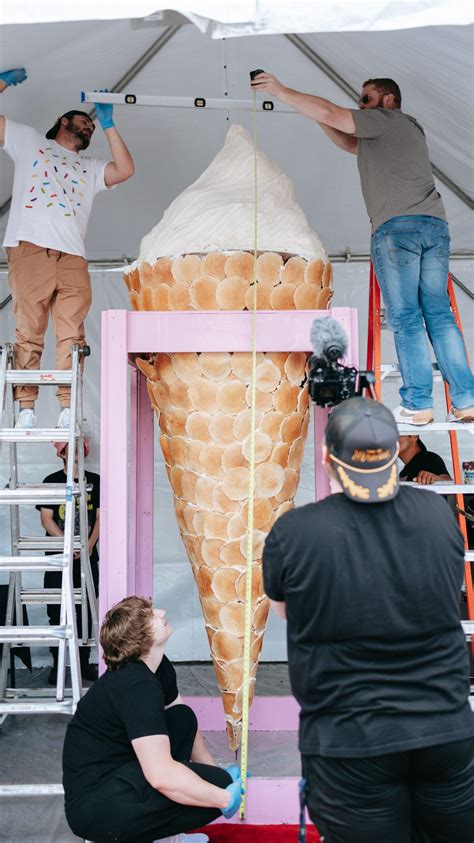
[2,0,473,34]
[1,18,473,258]
[0,9,473,661]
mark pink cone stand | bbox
[100,307,358,823]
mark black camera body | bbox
[307,316,376,407]
[307,355,361,407]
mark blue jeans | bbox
[371,215,474,410]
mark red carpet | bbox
[195,825,322,841]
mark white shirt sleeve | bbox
[3,119,41,160]
[91,158,114,194]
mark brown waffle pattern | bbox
[125,251,333,748]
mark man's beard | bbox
[65,119,91,150]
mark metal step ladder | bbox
[0,344,98,725]
[366,268,474,652]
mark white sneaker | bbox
[57,407,71,429]
[155,834,209,842]
[15,408,37,429]
[391,405,433,426]
[447,406,474,423]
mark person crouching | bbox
[62,596,243,843]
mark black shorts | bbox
[302,737,474,843]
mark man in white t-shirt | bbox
[0,68,134,428]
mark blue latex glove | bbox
[93,89,114,130]
[0,68,27,87]
[221,779,245,819]
[225,764,252,783]
[225,764,241,783]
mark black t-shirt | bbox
[400,450,449,481]
[263,486,474,758]
[37,469,100,561]
[63,656,178,803]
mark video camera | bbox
[307,317,375,407]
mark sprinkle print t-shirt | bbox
[2,119,111,258]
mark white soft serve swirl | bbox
[135,125,325,264]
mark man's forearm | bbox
[41,516,64,539]
[318,122,358,154]
[104,126,134,182]
[251,74,355,134]
[88,517,100,551]
[157,759,229,809]
[0,81,7,94]
[277,86,338,124]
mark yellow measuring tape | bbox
[239,89,259,819]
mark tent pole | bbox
[285,33,474,211]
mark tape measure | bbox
[239,87,259,820]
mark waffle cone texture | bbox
[125,251,333,749]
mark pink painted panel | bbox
[213,777,305,825]
[126,309,354,353]
[183,695,300,731]
[99,311,129,624]
[135,370,155,597]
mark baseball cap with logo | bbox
[325,396,399,504]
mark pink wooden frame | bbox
[100,307,358,823]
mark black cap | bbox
[45,110,93,140]
[325,397,400,504]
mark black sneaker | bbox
[81,663,98,682]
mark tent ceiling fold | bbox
[2,1,473,34]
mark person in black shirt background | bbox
[399,434,451,484]
[263,397,474,843]
[37,440,99,684]
[62,596,243,843]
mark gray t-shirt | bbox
[351,108,446,233]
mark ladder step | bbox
[0,783,65,796]
[0,701,73,716]
[462,621,474,636]
[0,625,71,643]
[0,555,66,571]
[16,536,81,551]
[465,551,474,562]
[0,484,81,504]
[5,370,73,385]
[381,363,441,373]
[20,588,83,603]
[403,482,474,495]
[0,429,78,443]
[397,422,474,433]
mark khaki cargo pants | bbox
[7,241,92,407]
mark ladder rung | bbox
[0,783,65,795]
[465,551,474,562]
[381,363,441,373]
[462,621,474,636]
[0,484,81,504]
[5,370,73,385]
[16,536,81,551]
[0,429,78,443]
[0,555,66,571]
[20,588,83,603]
[402,482,474,495]
[397,422,474,433]
[0,625,71,643]
[0,702,73,717]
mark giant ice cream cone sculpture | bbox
[125,127,332,748]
